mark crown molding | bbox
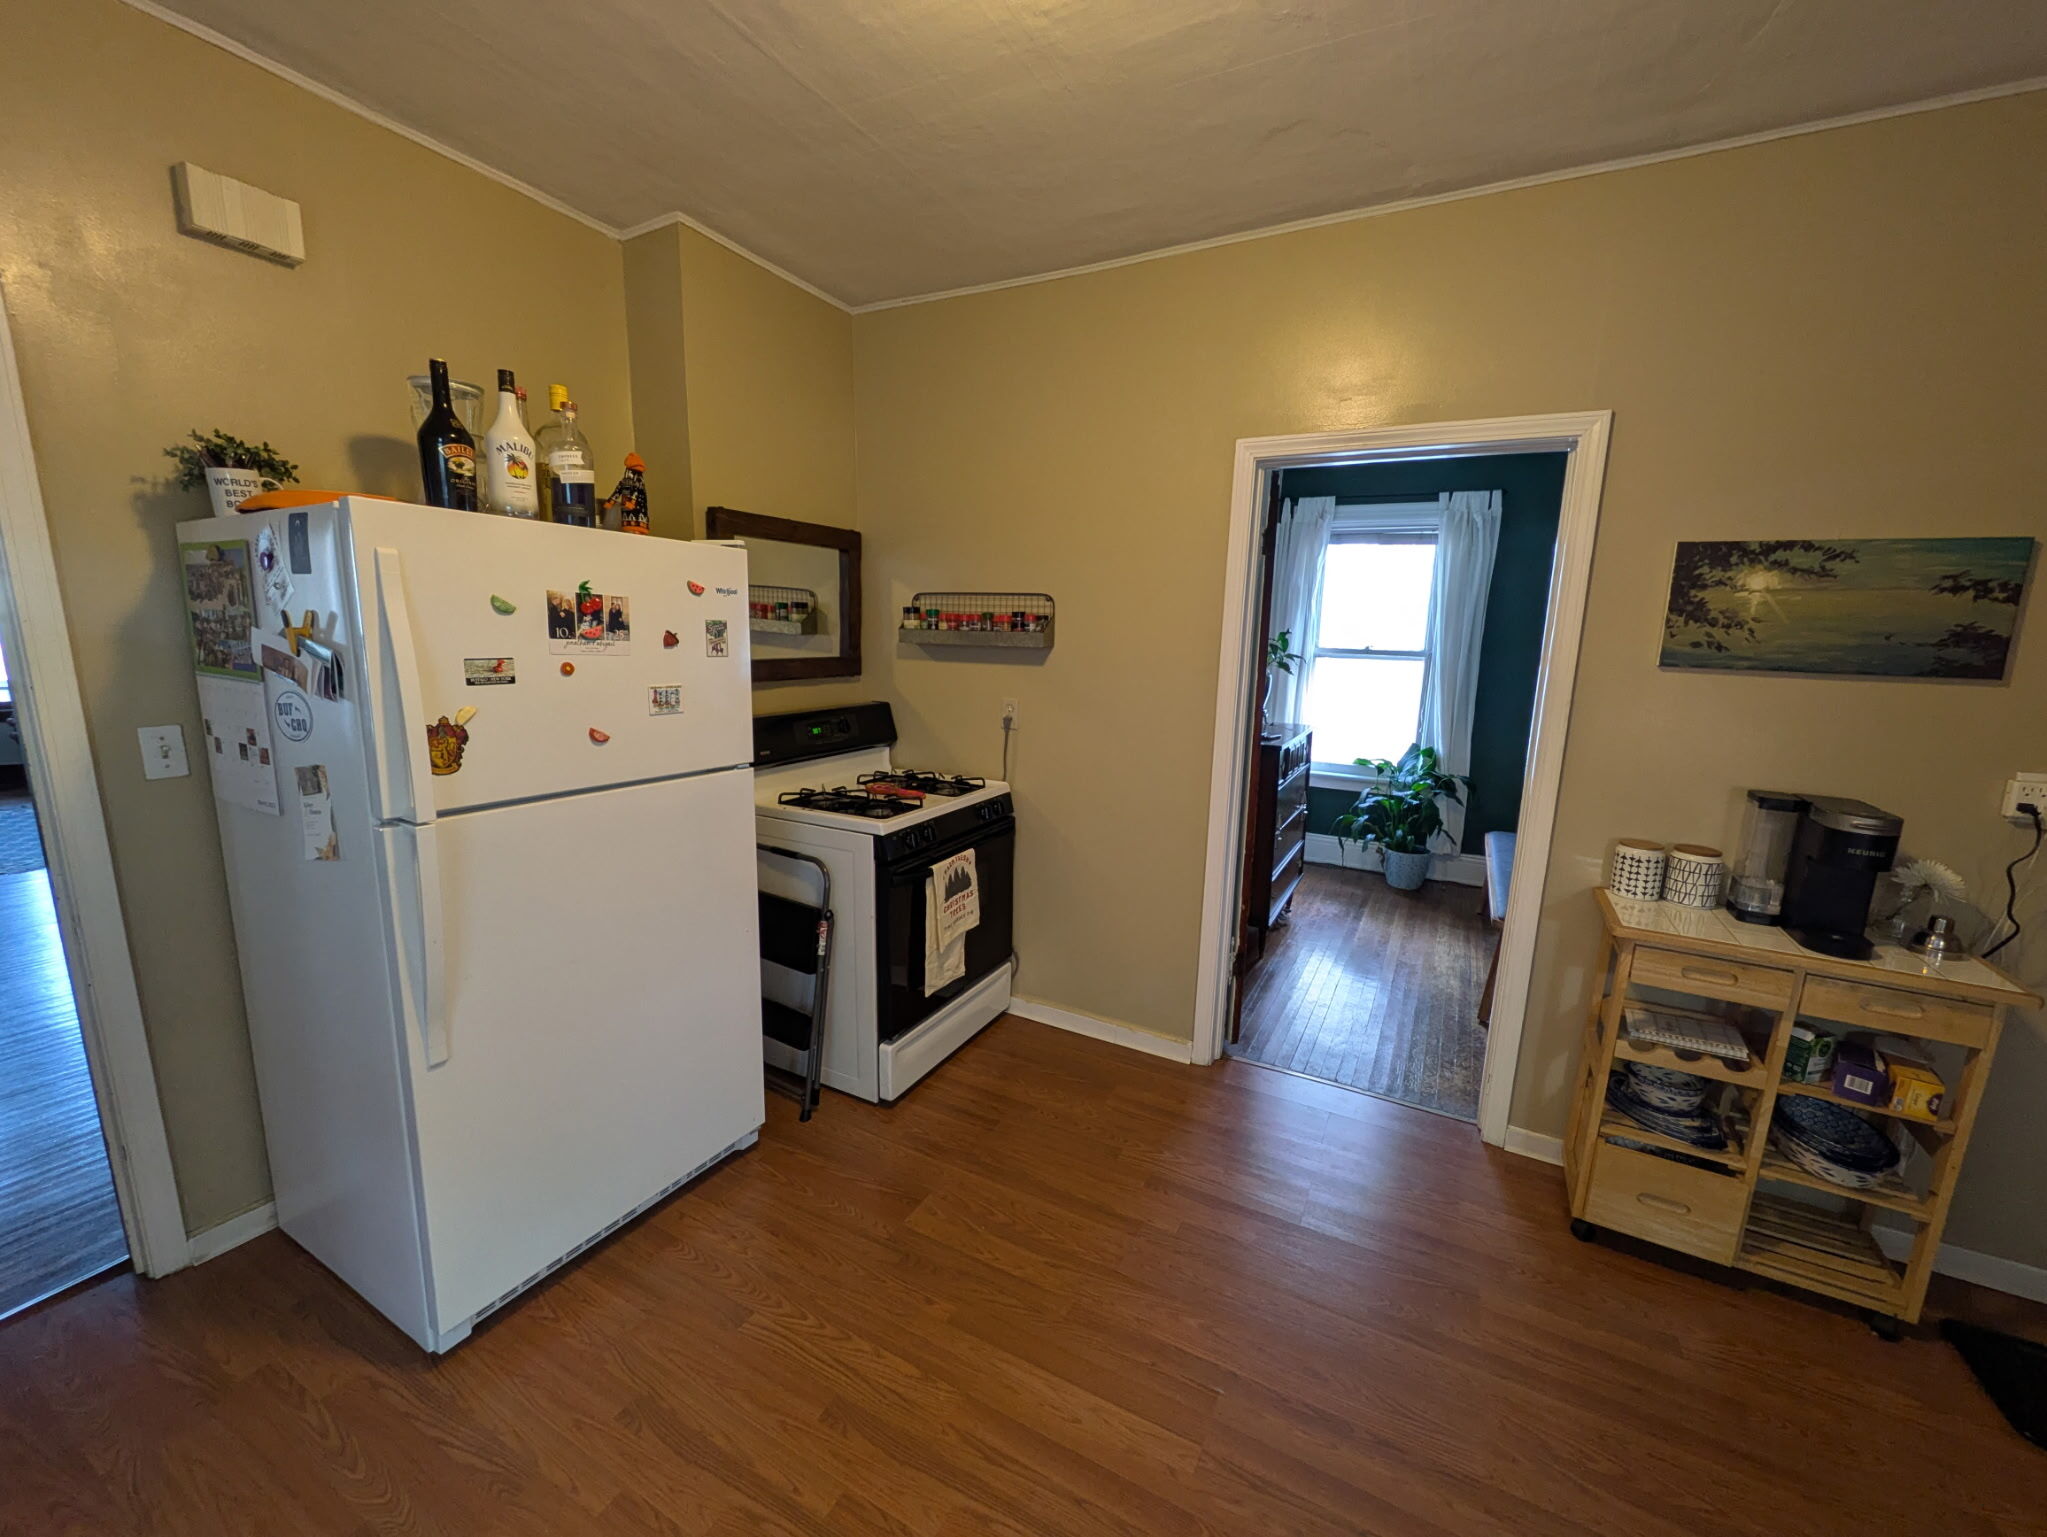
[849,74,2047,313]
[114,3,2047,320]
[614,212,848,312]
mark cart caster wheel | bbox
[1868,1313,1903,1342]
[1569,1219,1598,1243]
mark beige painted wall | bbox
[661,224,866,713]
[852,94,2047,1267]
[0,0,634,1232]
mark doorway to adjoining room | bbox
[1230,453,1566,1122]
[0,634,126,1318]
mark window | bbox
[1303,510,1439,769]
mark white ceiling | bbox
[142,0,2047,307]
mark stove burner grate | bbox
[777,786,919,819]
[858,770,988,799]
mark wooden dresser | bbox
[1246,724,1312,957]
[1566,889,2038,1333]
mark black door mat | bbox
[1943,1319,2047,1450]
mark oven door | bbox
[876,820,1015,1044]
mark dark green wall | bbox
[1283,453,1566,854]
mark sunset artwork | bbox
[1659,538,2035,680]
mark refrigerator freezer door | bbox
[343,498,754,820]
[386,767,765,1336]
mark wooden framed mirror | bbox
[704,506,862,684]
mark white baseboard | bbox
[1503,1126,1565,1165]
[1009,996,1196,1063]
[186,1200,277,1265]
[1304,834,1485,888]
[1873,1226,2047,1305]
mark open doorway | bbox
[1195,414,1611,1147]
[1229,455,1565,1120]
[0,633,127,1316]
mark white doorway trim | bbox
[0,282,190,1275]
[1193,411,1613,1149]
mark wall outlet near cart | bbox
[2001,773,2047,819]
[138,724,189,780]
[1001,698,1019,728]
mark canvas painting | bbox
[1660,538,2036,680]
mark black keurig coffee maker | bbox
[1778,796,1903,959]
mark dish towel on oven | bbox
[923,849,980,995]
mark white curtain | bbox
[1268,496,1336,724]
[1416,490,1502,847]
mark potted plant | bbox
[1263,629,1303,722]
[165,429,299,516]
[1330,743,1468,891]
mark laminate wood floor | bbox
[0,867,126,1320]
[1236,864,1491,1119]
[5,1018,2042,1536]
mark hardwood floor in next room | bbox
[4,1018,2041,1536]
[1236,863,1492,1119]
[0,853,127,1320]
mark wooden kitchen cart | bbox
[1565,890,2039,1335]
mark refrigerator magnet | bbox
[426,716,469,775]
[464,657,516,686]
[649,686,682,716]
[588,727,611,745]
[453,706,478,727]
[705,617,729,658]
[662,630,679,649]
[489,594,516,615]
[687,581,705,596]
[560,662,575,676]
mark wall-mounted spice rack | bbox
[749,584,820,635]
[900,592,1055,650]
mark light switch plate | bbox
[138,724,189,780]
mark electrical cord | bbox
[1000,713,1014,784]
[1980,805,2043,960]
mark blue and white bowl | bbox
[1624,1061,1709,1112]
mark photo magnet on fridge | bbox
[649,686,682,716]
[464,657,516,686]
[285,510,312,575]
[261,642,309,690]
[548,583,631,655]
[705,617,729,657]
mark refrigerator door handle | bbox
[397,821,451,1066]
[373,547,433,824]
[414,823,450,1065]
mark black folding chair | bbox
[756,846,834,1121]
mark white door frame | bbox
[1193,411,1613,1148]
[0,282,190,1275]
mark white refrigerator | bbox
[176,497,764,1352]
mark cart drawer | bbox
[1798,976,1992,1048]
[1583,1143,1745,1265]
[1630,946,1794,1009]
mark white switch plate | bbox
[2001,773,2047,819]
[138,724,189,780]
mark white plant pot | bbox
[204,465,268,516]
[1381,848,1431,891]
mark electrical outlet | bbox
[2001,773,2047,819]
[1001,698,1019,727]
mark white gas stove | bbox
[753,704,1014,1104]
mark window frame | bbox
[1304,501,1442,787]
